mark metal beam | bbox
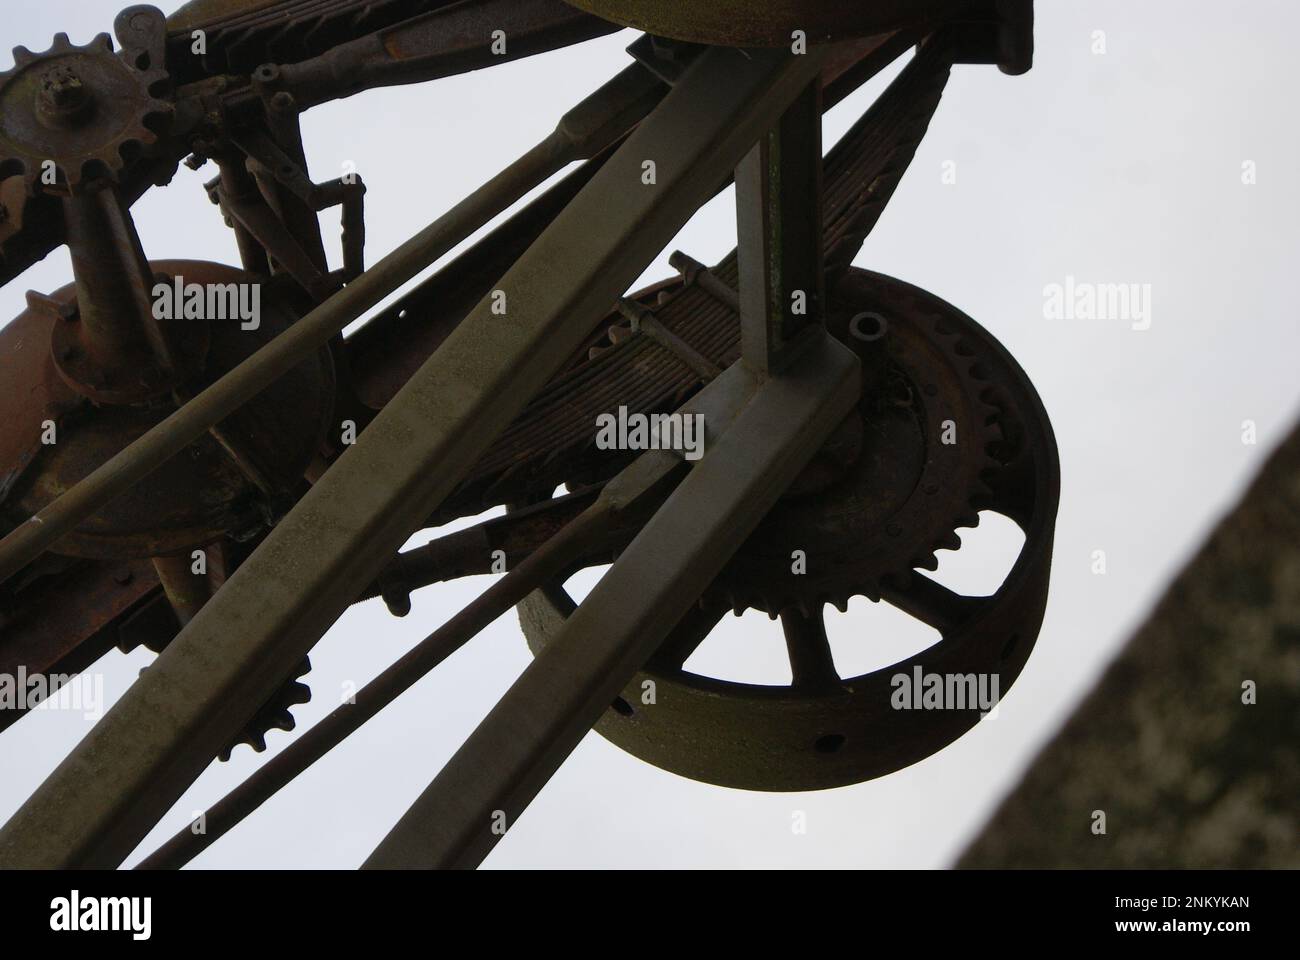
[137,359,755,868]
[736,79,825,374]
[0,43,829,869]
[362,330,859,868]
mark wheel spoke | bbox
[780,605,840,690]
[881,572,983,635]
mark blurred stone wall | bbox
[959,422,1300,868]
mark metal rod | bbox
[0,63,666,590]
[279,0,622,109]
[616,297,721,381]
[0,46,825,869]
[362,331,859,869]
[136,501,611,869]
[669,250,740,312]
[150,554,212,628]
[138,340,762,868]
[62,188,172,371]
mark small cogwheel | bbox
[0,32,172,194]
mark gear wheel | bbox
[0,31,172,194]
[218,658,313,760]
[124,623,312,760]
[520,268,1060,791]
[701,270,1003,618]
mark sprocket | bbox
[520,268,1060,791]
[0,30,172,194]
[128,622,313,760]
[702,271,1003,618]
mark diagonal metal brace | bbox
[363,330,860,868]
[0,43,830,869]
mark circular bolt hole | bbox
[849,311,887,342]
[814,733,845,754]
[610,697,634,718]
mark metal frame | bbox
[0,41,839,869]
[0,0,1048,870]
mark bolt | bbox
[44,67,84,106]
[36,64,93,126]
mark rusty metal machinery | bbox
[0,0,1057,868]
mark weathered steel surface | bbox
[0,30,172,192]
[382,37,952,523]
[959,422,1300,868]
[0,261,332,561]
[564,0,993,47]
[137,359,759,868]
[164,0,453,80]
[0,64,666,587]
[0,557,158,735]
[0,29,939,755]
[0,43,829,868]
[521,270,1060,790]
[277,0,621,107]
[736,79,823,374]
[0,0,1057,869]
[364,331,860,869]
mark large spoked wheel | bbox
[519,269,1060,791]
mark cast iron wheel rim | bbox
[519,269,1060,791]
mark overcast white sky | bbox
[1,0,1297,868]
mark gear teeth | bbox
[143,102,175,131]
[79,158,116,186]
[937,530,962,552]
[1,32,174,195]
[688,277,1010,622]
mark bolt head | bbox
[36,64,94,126]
